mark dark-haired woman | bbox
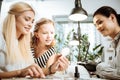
[93,6,120,79]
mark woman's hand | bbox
[19,63,45,78]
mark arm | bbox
[42,54,69,75]
[41,54,60,75]
[100,71,120,79]
[0,63,45,78]
[42,65,56,75]
[96,62,120,79]
[0,70,21,78]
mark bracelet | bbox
[48,64,55,74]
[48,65,52,74]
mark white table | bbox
[2,64,108,80]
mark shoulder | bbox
[49,47,56,53]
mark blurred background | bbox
[0,0,119,63]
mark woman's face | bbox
[36,23,55,46]
[16,11,35,38]
[93,14,116,37]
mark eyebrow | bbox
[26,16,34,22]
[93,19,99,27]
[26,16,32,19]
[95,19,100,25]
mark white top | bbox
[0,33,32,72]
[96,32,120,79]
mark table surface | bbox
[1,65,108,80]
[1,73,108,80]
[1,77,108,80]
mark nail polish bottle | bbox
[74,66,80,79]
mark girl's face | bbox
[93,14,116,37]
[16,11,35,38]
[36,23,55,46]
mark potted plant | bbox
[77,44,104,72]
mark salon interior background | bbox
[0,0,120,62]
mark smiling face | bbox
[36,23,55,46]
[16,11,35,38]
[93,14,116,37]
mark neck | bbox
[34,46,48,58]
[35,44,48,56]
[16,31,21,39]
[110,27,120,39]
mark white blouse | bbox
[0,33,32,72]
[96,32,120,79]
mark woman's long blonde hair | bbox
[2,2,35,64]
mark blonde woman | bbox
[0,2,45,78]
[31,18,69,75]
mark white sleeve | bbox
[0,33,6,51]
[96,62,120,79]
[0,50,6,72]
[0,33,6,72]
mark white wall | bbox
[1,0,120,30]
[1,0,120,20]
[83,0,120,14]
[1,0,120,62]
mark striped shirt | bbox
[32,47,56,68]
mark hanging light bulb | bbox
[69,0,88,21]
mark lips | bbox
[24,27,30,32]
[99,27,104,33]
[46,40,52,43]
[46,40,51,42]
[100,29,104,33]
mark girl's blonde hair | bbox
[32,18,55,48]
[2,2,35,64]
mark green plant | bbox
[74,34,90,61]
[55,27,104,62]
[87,44,104,61]
[74,34,104,62]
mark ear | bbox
[34,32,39,38]
[110,14,116,22]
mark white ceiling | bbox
[1,0,120,19]
[37,0,120,19]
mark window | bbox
[53,15,103,61]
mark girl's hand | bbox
[57,55,69,71]
[50,54,69,73]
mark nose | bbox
[96,25,102,30]
[48,33,51,37]
[28,22,33,28]
[47,33,52,38]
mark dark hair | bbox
[93,6,120,26]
